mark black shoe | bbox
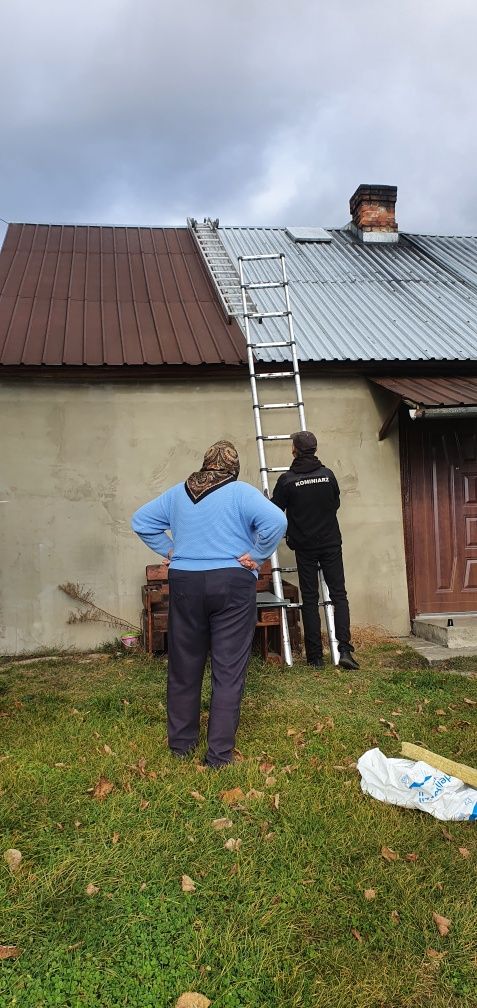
[338,651,360,670]
[307,658,324,669]
[170,747,196,759]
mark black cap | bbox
[291,430,317,454]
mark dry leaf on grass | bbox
[220,787,244,806]
[90,777,114,800]
[103,744,114,755]
[224,838,242,852]
[246,789,264,800]
[463,697,477,706]
[364,888,376,901]
[432,911,451,937]
[286,727,297,736]
[233,748,245,762]
[390,910,400,924]
[181,874,196,893]
[351,928,363,942]
[435,709,446,716]
[3,849,22,872]
[139,799,150,811]
[259,761,275,774]
[405,853,418,862]
[211,818,233,831]
[190,790,206,802]
[272,793,280,810]
[426,948,447,961]
[458,847,471,859]
[111,832,120,845]
[381,846,399,862]
[0,945,21,960]
[265,776,276,787]
[264,832,276,842]
[175,993,211,1008]
[229,863,239,876]
[441,827,454,842]
[85,883,100,896]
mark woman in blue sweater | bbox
[131,440,287,767]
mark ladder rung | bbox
[238,253,283,261]
[274,566,297,573]
[249,341,292,348]
[258,402,302,410]
[244,281,287,290]
[259,434,293,441]
[254,371,295,379]
[245,311,290,319]
[266,466,289,473]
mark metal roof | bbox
[0,224,246,366]
[218,226,477,362]
[370,375,477,406]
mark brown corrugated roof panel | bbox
[0,224,247,367]
[371,375,477,406]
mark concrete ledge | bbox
[401,634,477,669]
[413,615,477,649]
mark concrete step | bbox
[413,614,477,649]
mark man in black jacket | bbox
[271,430,359,671]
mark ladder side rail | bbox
[188,221,234,324]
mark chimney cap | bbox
[350,184,397,211]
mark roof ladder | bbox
[187,217,248,323]
[238,252,340,667]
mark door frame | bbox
[399,408,418,619]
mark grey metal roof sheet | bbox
[218,226,477,362]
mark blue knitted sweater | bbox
[131,481,287,573]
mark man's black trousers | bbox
[167,568,257,766]
[295,545,352,662]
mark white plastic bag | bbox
[357,747,477,822]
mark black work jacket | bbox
[271,455,342,550]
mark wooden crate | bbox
[142,584,169,606]
[142,609,168,654]
[146,563,169,583]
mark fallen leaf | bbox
[463,697,477,706]
[265,776,277,787]
[103,744,114,755]
[175,994,211,1008]
[233,748,245,762]
[351,928,363,942]
[390,910,400,924]
[282,765,298,774]
[435,709,446,716]
[4,849,22,872]
[190,790,206,802]
[441,827,454,842]
[211,817,233,831]
[139,799,150,811]
[259,762,275,774]
[381,846,399,862]
[435,882,444,892]
[74,820,82,829]
[229,863,239,876]
[458,847,471,859]
[91,777,114,800]
[405,852,418,862]
[364,888,376,901]
[432,911,451,937]
[181,874,196,893]
[272,793,280,810]
[436,725,448,733]
[111,832,120,845]
[224,838,242,852]
[140,882,148,891]
[246,789,264,800]
[0,945,21,960]
[220,787,245,806]
[55,822,64,831]
[313,722,324,734]
[85,883,100,896]
[54,761,67,768]
[148,770,158,780]
[309,756,322,769]
[67,941,83,951]
[426,948,447,961]
[456,720,471,728]
[286,727,297,736]
[264,832,276,842]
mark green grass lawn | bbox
[0,643,476,1008]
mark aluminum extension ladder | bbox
[237,252,339,668]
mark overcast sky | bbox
[1,0,477,241]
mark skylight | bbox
[285,226,332,243]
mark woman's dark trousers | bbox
[295,546,352,662]
[167,568,257,766]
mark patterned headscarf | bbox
[185,440,240,503]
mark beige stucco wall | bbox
[0,376,409,654]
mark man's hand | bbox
[163,548,174,567]
[237,553,259,571]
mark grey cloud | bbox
[1,0,477,234]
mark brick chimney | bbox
[349,184,398,243]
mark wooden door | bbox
[403,417,477,614]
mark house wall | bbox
[0,376,409,654]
